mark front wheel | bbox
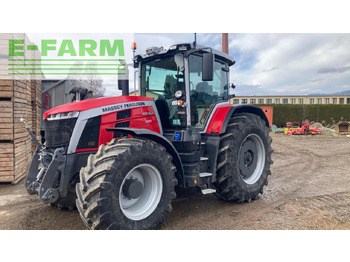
[49,186,76,211]
[215,113,273,202]
[76,137,177,230]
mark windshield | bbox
[141,54,185,128]
[189,54,229,129]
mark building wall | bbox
[231,95,350,105]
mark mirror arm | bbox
[184,47,212,58]
[224,94,235,100]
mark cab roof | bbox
[137,42,235,66]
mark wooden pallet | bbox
[0,34,42,183]
[0,79,37,183]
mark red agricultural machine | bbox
[23,42,273,229]
[286,123,321,135]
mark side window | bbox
[189,54,228,129]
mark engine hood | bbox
[43,96,153,120]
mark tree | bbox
[68,62,105,97]
[83,72,105,97]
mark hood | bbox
[43,96,153,120]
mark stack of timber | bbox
[0,33,42,183]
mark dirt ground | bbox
[1,133,350,230]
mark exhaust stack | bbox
[118,61,129,96]
[222,33,229,54]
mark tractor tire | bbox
[49,186,76,211]
[215,113,273,202]
[76,137,177,230]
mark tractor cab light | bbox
[131,42,137,51]
[178,45,187,51]
[175,90,185,99]
[169,44,189,51]
[171,100,184,106]
[146,46,163,56]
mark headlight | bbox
[175,90,185,99]
[47,111,80,120]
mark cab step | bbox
[201,188,216,194]
[199,172,212,177]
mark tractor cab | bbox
[132,43,237,190]
[135,43,235,133]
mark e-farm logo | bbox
[8,39,126,76]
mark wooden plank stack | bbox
[31,79,42,152]
[0,33,42,183]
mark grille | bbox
[44,118,77,147]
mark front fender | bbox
[106,128,185,187]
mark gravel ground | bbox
[1,133,349,230]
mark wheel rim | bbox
[119,164,163,221]
[238,134,265,184]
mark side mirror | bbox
[202,53,214,81]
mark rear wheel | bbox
[215,113,273,202]
[76,137,177,230]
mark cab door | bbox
[188,54,229,130]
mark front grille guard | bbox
[44,118,77,148]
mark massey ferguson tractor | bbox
[24,43,273,230]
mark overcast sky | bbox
[4,0,350,98]
[23,33,350,97]
[134,33,350,96]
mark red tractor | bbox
[24,43,273,229]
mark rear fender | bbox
[206,105,269,134]
[106,128,185,187]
